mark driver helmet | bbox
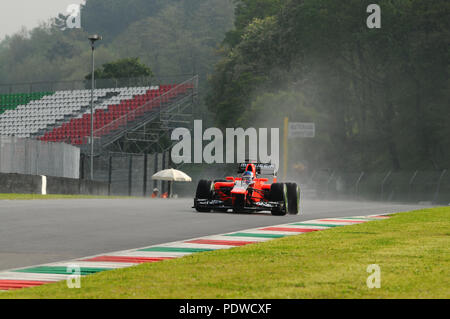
[242,171,255,185]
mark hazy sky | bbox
[0,0,85,40]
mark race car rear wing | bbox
[238,163,278,176]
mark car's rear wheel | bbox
[195,180,213,212]
[286,182,301,215]
[270,183,288,216]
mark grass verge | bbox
[2,207,449,298]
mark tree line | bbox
[0,0,448,173]
[206,0,450,172]
[0,0,234,85]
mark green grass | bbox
[2,207,449,299]
[0,194,135,200]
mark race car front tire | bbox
[269,183,288,216]
[286,182,301,215]
[195,180,213,212]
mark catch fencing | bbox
[81,152,171,197]
[306,169,450,204]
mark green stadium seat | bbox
[0,92,54,114]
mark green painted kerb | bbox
[14,266,111,275]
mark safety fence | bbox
[79,156,450,204]
[80,152,172,197]
[305,169,450,204]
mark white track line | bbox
[111,251,193,258]
[48,261,137,269]
[0,272,71,282]
[156,242,237,250]
[199,235,272,242]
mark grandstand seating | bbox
[0,83,193,146]
[0,92,53,114]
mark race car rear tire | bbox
[269,183,288,216]
[286,183,300,215]
[195,180,213,212]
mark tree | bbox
[207,0,450,172]
[224,0,283,48]
[85,57,153,80]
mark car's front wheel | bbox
[194,180,213,212]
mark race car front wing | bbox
[193,198,286,211]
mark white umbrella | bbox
[152,169,191,198]
[151,169,192,182]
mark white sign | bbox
[288,122,315,138]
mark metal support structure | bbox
[433,169,447,203]
[154,153,159,190]
[168,181,172,198]
[380,171,392,201]
[283,117,289,181]
[408,170,419,200]
[80,154,85,180]
[355,172,365,198]
[75,75,197,197]
[108,155,112,196]
[88,34,102,180]
[162,151,167,194]
[128,155,133,196]
[90,45,95,180]
[84,76,197,155]
[325,171,335,198]
[143,154,148,197]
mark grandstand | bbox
[0,76,197,195]
[0,92,54,115]
[0,77,197,153]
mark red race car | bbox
[193,163,300,215]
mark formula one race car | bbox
[194,163,300,215]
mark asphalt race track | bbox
[0,198,433,271]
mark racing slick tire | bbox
[286,182,301,215]
[232,194,246,214]
[195,180,213,212]
[269,183,288,216]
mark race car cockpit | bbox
[242,171,255,185]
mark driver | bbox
[242,171,255,185]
